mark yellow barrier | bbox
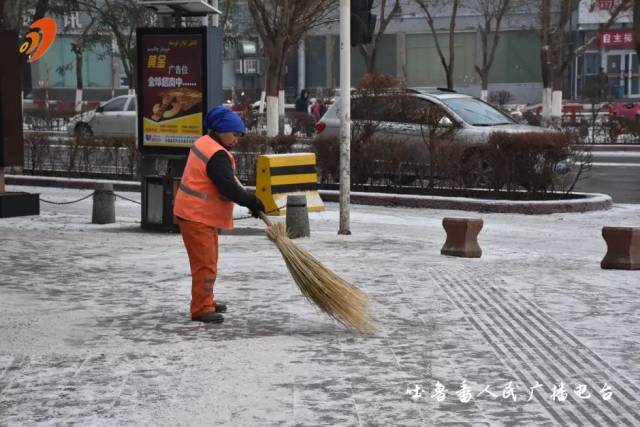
[255,153,325,216]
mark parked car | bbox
[67,95,136,138]
[314,88,561,187]
[607,101,640,121]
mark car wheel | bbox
[462,150,494,189]
[74,123,93,138]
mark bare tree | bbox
[58,0,156,92]
[413,0,459,90]
[248,0,335,136]
[472,0,511,101]
[359,0,401,73]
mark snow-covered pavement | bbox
[1,185,639,426]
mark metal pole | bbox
[338,0,351,235]
[298,39,306,95]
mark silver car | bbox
[67,95,136,138]
[314,88,555,187]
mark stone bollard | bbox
[285,194,310,238]
[601,226,640,270]
[92,183,116,224]
[441,217,483,258]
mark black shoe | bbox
[192,312,224,323]
[214,301,227,313]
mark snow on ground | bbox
[1,185,640,426]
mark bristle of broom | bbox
[265,221,376,334]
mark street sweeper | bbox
[174,106,265,324]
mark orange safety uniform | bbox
[174,135,236,317]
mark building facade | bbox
[297,1,544,104]
[571,0,635,100]
[28,1,622,108]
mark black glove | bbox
[248,196,265,218]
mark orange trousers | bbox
[178,219,219,317]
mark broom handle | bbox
[235,174,273,227]
[259,211,273,227]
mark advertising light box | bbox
[137,27,222,154]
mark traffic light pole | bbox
[338,0,351,235]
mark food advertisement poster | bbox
[140,32,204,148]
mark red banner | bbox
[599,29,634,48]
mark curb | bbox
[317,190,613,215]
[7,174,613,215]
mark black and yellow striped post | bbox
[255,153,325,216]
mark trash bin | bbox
[141,175,181,231]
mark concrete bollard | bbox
[92,183,116,224]
[285,194,310,238]
[601,226,640,270]
[441,217,483,258]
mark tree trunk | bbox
[445,67,454,90]
[266,95,279,137]
[477,68,489,101]
[542,87,552,122]
[366,53,376,74]
[551,68,563,120]
[278,88,285,134]
[73,46,83,113]
[540,0,551,121]
[266,60,281,136]
[446,0,458,90]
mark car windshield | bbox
[441,97,514,126]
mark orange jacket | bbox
[174,135,236,229]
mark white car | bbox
[67,95,136,138]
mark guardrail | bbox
[23,143,139,179]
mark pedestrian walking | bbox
[292,89,312,135]
[310,98,324,122]
[295,89,310,113]
[174,106,265,323]
[597,67,609,100]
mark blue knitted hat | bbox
[204,106,246,135]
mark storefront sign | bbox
[599,29,634,48]
[138,30,205,149]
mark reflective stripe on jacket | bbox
[173,135,236,229]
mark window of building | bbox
[584,53,601,76]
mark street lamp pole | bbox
[338,0,351,235]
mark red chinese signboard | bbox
[598,29,634,48]
[598,0,613,10]
[139,30,205,149]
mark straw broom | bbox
[259,212,376,334]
